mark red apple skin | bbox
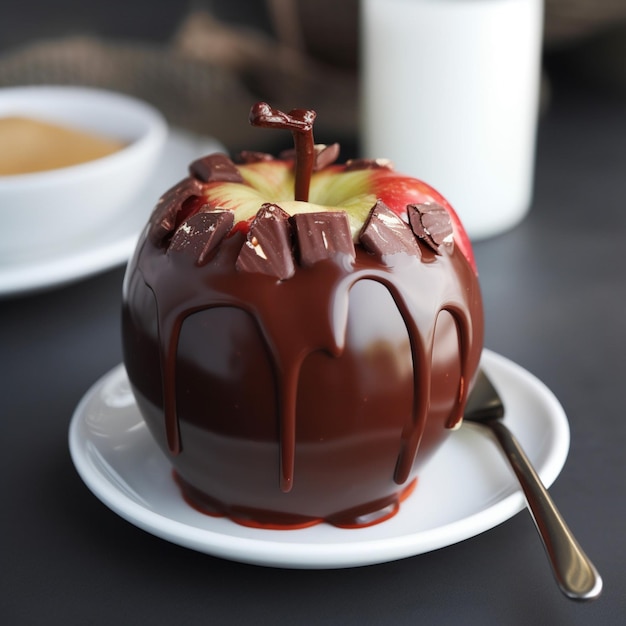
[368,168,476,273]
[122,155,484,529]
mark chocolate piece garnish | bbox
[292,211,356,267]
[149,178,205,244]
[278,148,297,161]
[236,204,295,280]
[168,211,234,266]
[314,143,340,170]
[344,158,393,172]
[237,150,275,164]
[189,153,244,184]
[360,200,421,261]
[407,203,454,253]
[279,143,340,171]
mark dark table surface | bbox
[2,82,625,625]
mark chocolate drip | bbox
[130,224,479,493]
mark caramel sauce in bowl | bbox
[0,86,167,262]
[0,116,126,176]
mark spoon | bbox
[463,369,603,601]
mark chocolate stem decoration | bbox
[249,102,316,202]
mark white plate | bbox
[68,349,570,569]
[0,129,224,297]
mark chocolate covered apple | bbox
[122,103,484,529]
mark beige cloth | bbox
[1,3,624,150]
[0,10,357,151]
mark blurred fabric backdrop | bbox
[1,0,625,154]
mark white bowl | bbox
[0,86,167,261]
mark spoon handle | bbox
[485,419,602,601]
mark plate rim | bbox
[68,349,570,569]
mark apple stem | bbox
[249,102,316,202]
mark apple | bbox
[122,102,483,528]
[170,101,476,273]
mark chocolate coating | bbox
[122,186,483,528]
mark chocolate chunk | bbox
[189,153,244,183]
[279,143,340,171]
[169,211,234,265]
[236,204,295,280]
[278,147,297,161]
[149,178,204,244]
[359,200,421,260]
[292,212,356,267]
[236,150,275,164]
[313,143,340,170]
[407,203,454,253]
[344,158,393,172]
